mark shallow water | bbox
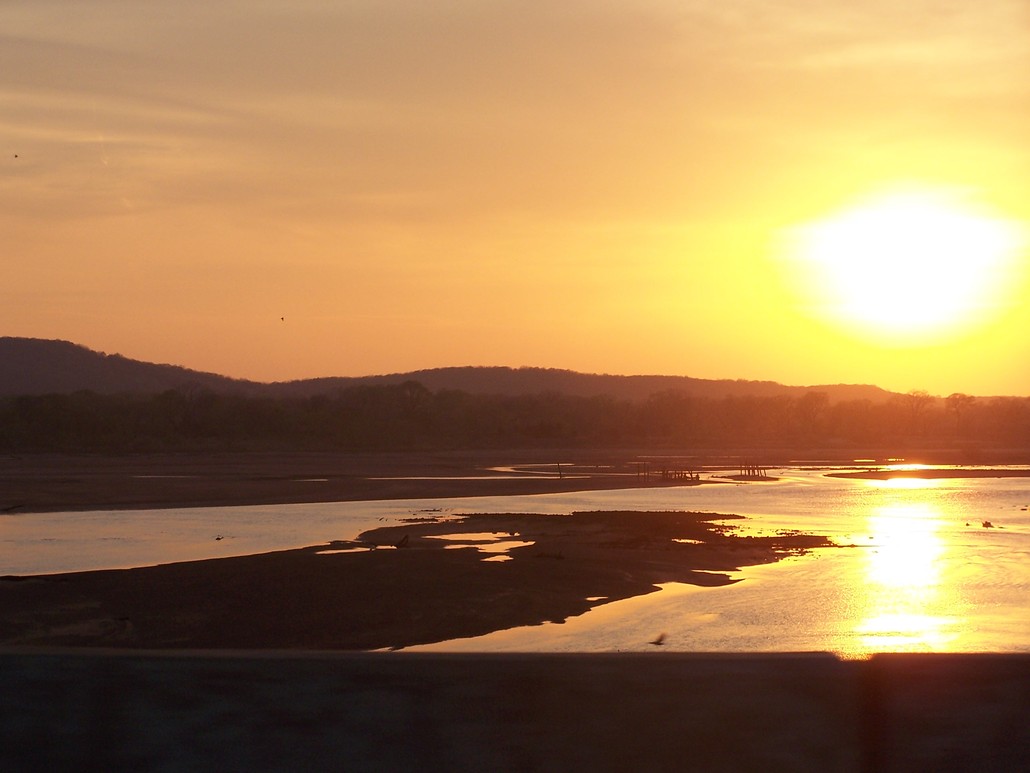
[3,468,1029,656]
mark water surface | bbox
[3,467,1028,656]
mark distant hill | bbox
[0,338,262,397]
[0,337,898,403]
[268,367,898,403]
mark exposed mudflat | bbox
[0,510,831,650]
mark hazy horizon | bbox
[14,335,1026,400]
[4,2,1028,396]
[8,333,895,386]
[6,334,1030,399]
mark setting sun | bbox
[4,2,1030,395]
[784,189,1024,343]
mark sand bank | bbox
[0,451,723,514]
[0,510,831,650]
[6,452,1028,515]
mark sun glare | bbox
[783,189,1024,343]
[855,502,962,652]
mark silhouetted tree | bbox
[945,393,975,438]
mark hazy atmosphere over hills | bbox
[2,336,1029,460]
[2,337,900,402]
[3,2,1028,396]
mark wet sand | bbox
[5,452,1028,515]
[0,451,714,514]
[0,510,831,650]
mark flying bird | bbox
[649,633,666,646]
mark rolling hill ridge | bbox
[1,337,897,403]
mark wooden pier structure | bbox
[635,461,701,483]
[737,460,769,479]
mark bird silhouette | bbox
[649,633,666,646]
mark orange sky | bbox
[3,1,1029,396]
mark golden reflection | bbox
[866,504,942,588]
[854,502,961,653]
[874,477,940,491]
[867,465,939,490]
[856,613,959,651]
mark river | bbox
[3,466,1029,656]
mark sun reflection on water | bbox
[873,477,940,490]
[866,504,943,588]
[852,501,962,654]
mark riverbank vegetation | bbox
[1,382,1028,454]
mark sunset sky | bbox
[3,1,1028,396]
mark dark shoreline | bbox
[0,450,722,514]
[4,450,1029,515]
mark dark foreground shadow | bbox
[0,650,1027,772]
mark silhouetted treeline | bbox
[1,383,1028,453]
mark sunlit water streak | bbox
[3,468,1029,655]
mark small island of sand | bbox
[0,510,831,651]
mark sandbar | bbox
[0,510,832,651]
[0,451,721,514]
